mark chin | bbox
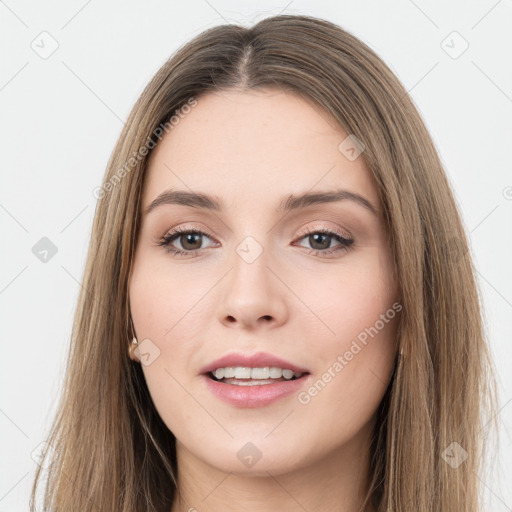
[189,436,310,476]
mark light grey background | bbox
[1,1,511,510]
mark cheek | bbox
[292,251,398,421]
[129,252,215,430]
[295,247,397,352]
[290,274,397,462]
[129,249,211,340]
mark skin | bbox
[128,88,400,512]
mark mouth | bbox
[199,352,311,407]
[201,366,312,408]
[206,366,309,386]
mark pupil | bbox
[310,233,330,250]
[182,233,201,250]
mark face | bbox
[129,88,400,476]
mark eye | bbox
[157,225,354,258]
[294,226,354,257]
[157,226,217,257]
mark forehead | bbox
[142,88,379,211]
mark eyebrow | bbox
[145,189,378,216]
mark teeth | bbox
[282,369,294,379]
[252,367,270,379]
[228,379,275,386]
[212,366,303,380]
[269,367,281,378]
[234,367,251,379]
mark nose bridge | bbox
[216,234,288,328]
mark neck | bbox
[170,419,376,512]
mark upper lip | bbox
[200,351,310,375]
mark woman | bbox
[30,14,497,512]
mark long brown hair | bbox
[30,14,498,511]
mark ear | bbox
[128,339,140,363]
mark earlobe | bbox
[128,336,140,362]
[128,309,140,362]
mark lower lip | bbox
[202,374,311,408]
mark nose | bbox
[216,244,289,331]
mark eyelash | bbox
[157,225,354,259]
